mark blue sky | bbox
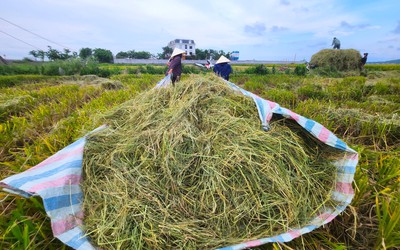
[1,0,399,62]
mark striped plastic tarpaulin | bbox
[1,76,358,250]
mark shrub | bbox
[42,63,60,76]
[244,64,270,75]
[0,63,41,75]
[294,64,307,76]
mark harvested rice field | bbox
[0,65,399,250]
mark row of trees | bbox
[115,50,152,59]
[29,47,114,63]
[193,49,231,60]
[29,46,76,62]
[28,46,232,63]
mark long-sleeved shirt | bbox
[167,55,182,77]
[213,63,232,80]
[332,38,340,46]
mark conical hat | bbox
[170,48,186,58]
[216,55,230,64]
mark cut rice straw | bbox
[82,74,343,249]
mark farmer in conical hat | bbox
[213,55,232,80]
[166,48,186,85]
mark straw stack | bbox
[82,74,341,249]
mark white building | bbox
[168,39,196,56]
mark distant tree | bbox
[60,48,72,60]
[194,49,229,60]
[116,50,151,59]
[46,46,62,61]
[22,57,34,62]
[133,51,151,59]
[126,50,135,59]
[195,49,207,60]
[93,48,113,63]
[116,51,129,59]
[29,49,46,61]
[29,50,38,61]
[37,50,45,61]
[79,48,93,59]
[158,46,173,59]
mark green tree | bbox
[126,50,135,58]
[133,51,151,59]
[116,50,151,59]
[195,49,207,60]
[37,50,45,61]
[29,50,39,61]
[198,49,228,60]
[116,51,129,59]
[29,49,46,61]
[294,64,307,76]
[158,46,173,59]
[79,48,93,59]
[93,48,113,63]
[46,46,62,61]
[60,48,72,60]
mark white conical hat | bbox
[170,48,186,58]
[216,55,230,64]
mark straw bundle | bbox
[82,75,341,249]
[309,49,362,71]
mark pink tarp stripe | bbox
[27,146,84,172]
[245,240,263,247]
[28,174,82,192]
[317,126,331,143]
[288,230,301,238]
[266,100,277,109]
[51,211,84,236]
[336,182,354,194]
[347,153,358,160]
[318,212,337,224]
[286,109,300,121]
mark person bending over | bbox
[213,55,232,80]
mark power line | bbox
[0,16,71,50]
[0,30,43,50]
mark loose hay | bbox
[82,75,343,249]
[310,49,362,71]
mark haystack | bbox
[81,75,343,249]
[310,49,362,71]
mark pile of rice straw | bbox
[82,74,342,249]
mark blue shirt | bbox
[213,63,232,80]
